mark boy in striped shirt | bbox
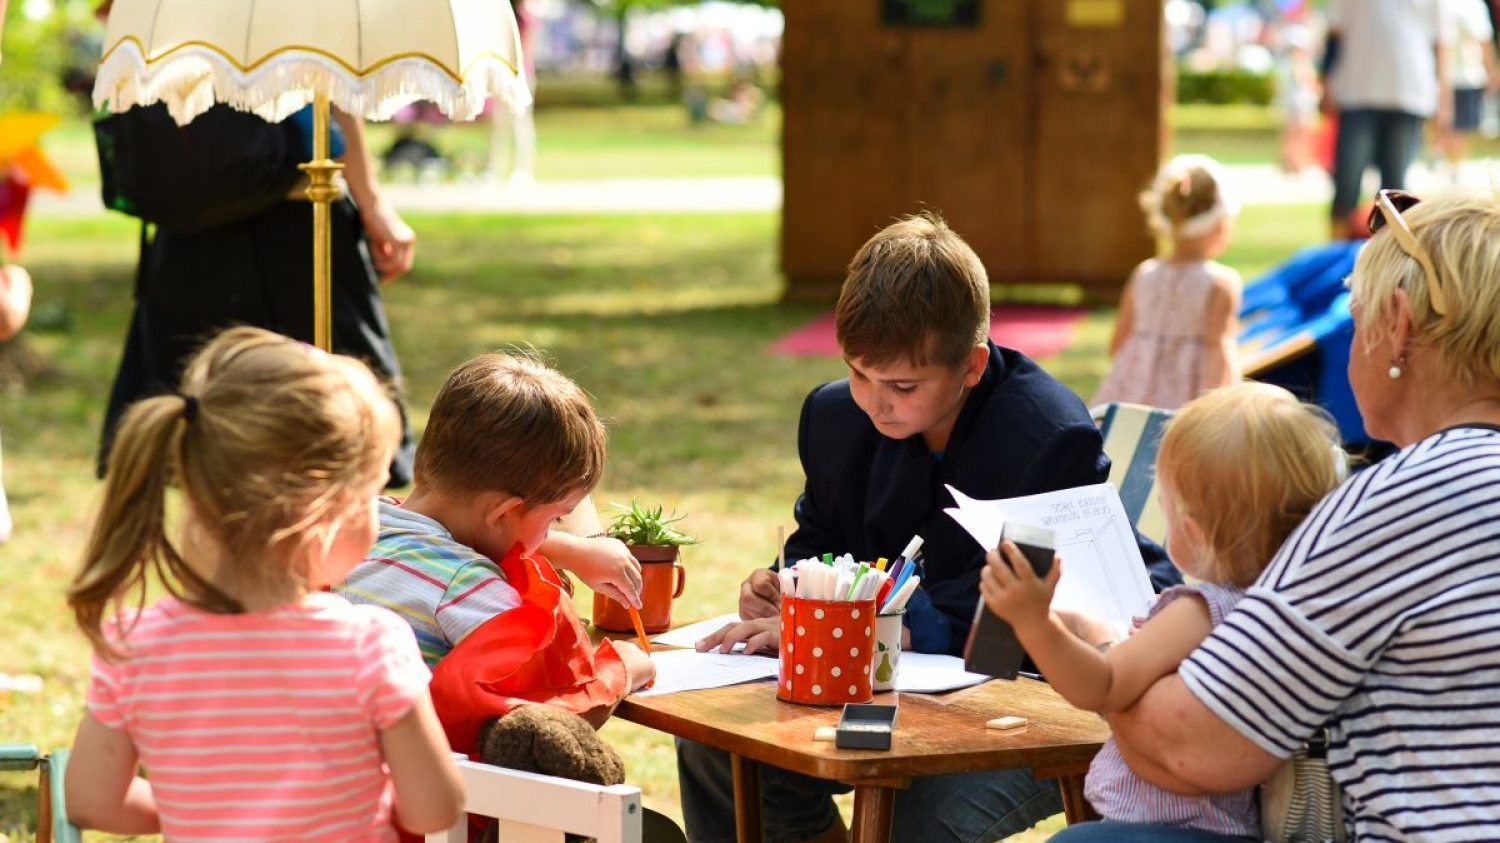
[339,351,656,755]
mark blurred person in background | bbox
[1275,21,1323,174]
[1323,0,1450,240]
[1435,0,1496,182]
[489,0,537,187]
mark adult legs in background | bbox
[1372,110,1426,193]
[676,738,846,843]
[676,737,1063,843]
[1329,109,1378,239]
[892,767,1063,842]
[1330,109,1427,240]
[1050,821,1258,843]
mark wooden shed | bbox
[780,0,1170,302]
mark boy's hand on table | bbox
[697,617,778,655]
[738,568,781,619]
[613,641,657,691]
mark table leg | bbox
[849,785,895,843]
[1058,772,1099,825]
[731,752,761,843]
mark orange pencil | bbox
[628,605,654,690]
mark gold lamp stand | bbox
[297,92,344,352]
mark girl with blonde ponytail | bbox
[63,326,462,840]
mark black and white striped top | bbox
[1180,425,1500,843]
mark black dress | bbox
[98,196,415,485]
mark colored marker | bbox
[627,605,654,690]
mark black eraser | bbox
[836,703,897,750]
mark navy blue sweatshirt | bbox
[781,342,1179,656]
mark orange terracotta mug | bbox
[593,548,686,634]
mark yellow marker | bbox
[875,557,890,572]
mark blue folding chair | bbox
[1239,242,1365,446]
[0,745,81,843]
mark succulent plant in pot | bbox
[593,499,698,634]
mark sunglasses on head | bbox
[1366,189,1449,315]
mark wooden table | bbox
[616,677,1107,843]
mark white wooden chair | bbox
[427,756,644,843]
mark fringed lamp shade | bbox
[91,0,530,351]
[92,0,531,125]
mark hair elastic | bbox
[178,393,199,423]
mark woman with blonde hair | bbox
[1103,191,1500,840]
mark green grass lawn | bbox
[0,201,1323,840]
[35,90,1500,199]
[25,100,1362,192]
[38,98,782,191]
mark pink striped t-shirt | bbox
[86,592,429,843]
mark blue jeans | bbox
[1050,821,1257,843]
[675,737,1064,843]
[1330,108,1426,220]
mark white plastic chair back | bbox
[426,756,643,843]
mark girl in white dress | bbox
[1093,154,1242,410]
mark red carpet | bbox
[771,306,1087,360]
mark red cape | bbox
[427,544,629,759]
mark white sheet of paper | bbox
[945,482,1156,639]
[632,648,778,697]
[894,653,991,694]
[651,613,744,648]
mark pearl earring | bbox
[1388,364,1402,380]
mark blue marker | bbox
[881,560,916,613]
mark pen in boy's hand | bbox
[627,606,654,690]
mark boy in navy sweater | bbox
[678,214,1176,843]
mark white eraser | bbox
[814,726,838,742]
[985,716,1028,731]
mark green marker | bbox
[846,561,870,600]
[821,552,834,565]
